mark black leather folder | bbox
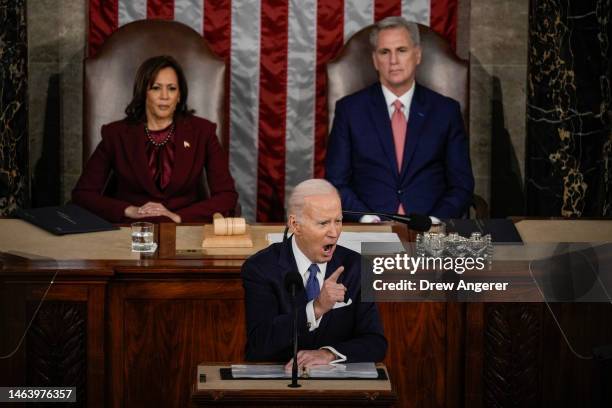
[15,204,118,235]
[444,218,523,243]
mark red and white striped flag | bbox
[88,0,458,222]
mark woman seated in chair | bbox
[72,55,238,223]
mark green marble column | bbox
[0,0,28,215]
[526,0,612,216]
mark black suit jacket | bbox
[241,236,387,362]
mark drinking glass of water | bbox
[131,222,155,252]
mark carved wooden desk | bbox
[1,219,611,407]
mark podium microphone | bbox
[284,270,303,388]
[342,210,432,232]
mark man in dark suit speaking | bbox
[325,16,474,221]
[241,179,387,369]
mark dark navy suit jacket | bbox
[241,236,387,363]
[325,83,474,220]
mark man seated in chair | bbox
[241,179,387,368]
[325,16,474,222]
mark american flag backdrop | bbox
[88,0,459,222]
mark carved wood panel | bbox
[483,304,541,407]
[26,301,87,407]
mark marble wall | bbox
[526,0,611,217]
[25,1,531,216]
[469,0,529,217]
[27,0,86,207]
[0,0,28,215]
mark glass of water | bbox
[131,222,155,252]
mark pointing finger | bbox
[327,266,344,283]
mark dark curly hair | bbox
[125,55,194,122]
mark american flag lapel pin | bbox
[184,141,190,149]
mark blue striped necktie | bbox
[305,264,320,301]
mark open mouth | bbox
[323,244,335,255]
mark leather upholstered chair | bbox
[326,24,488,218]
[84,20,226,160]
[83,20,228,206]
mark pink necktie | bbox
[391,100,407,214]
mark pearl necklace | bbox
[145,122,175,147]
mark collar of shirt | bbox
[381,83,415,121]
[291,236,327,287]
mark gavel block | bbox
[201,214,254,248]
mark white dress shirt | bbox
[291,237,347,363]
[380,83,415,120]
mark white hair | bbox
[369,16,420,50]
[287,179,339,221]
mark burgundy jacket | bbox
[72,115,238,223]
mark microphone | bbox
[284,271,303,388]
[343,210,432,232]
[282,225,294,243]
[283,271,303,294]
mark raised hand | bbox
[313,266,345,319]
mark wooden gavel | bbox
[212,213,246,236]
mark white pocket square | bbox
[332,298,352,309]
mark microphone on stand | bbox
[283,270,303,388]
[342,210,432,232]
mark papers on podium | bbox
[231,362,379,379]
[307,363,379,378]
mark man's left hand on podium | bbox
[284,349,335,371]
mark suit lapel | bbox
[164,117,197,197]
[368,84,400,177]
[323,252,341,281]
[122,122,160,197]
[279,236,307,303]
[314,250,343,337]
[401,83,428,179]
